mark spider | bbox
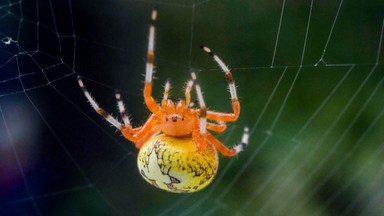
[77,8,249,193]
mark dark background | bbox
[1,0,384,215]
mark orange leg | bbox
[78,76,143,143]
[200,46,240,122]
[206,132,237,156]
[190,72,208,152]
[206,122,227,133]
[143,8,161,114]
[192,117,207,151]
[121,114,160,148]
[134,125,162,149]
[144,83,160,114]
[207,127,249,156]
[206,99,240,122]
[132,127,142,133]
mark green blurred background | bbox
[0,0,383,215]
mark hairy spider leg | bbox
[190,72,208,151]
[131,115,162,148]
[115,90,131,127]
[115,89,162,147]
[124,7,164,148]
[134,124,162,148]
[200,45,240,122]
[116,90,142,137]
[144,7,161,114]
[120,114,162,148]
[161,79,171,105]
[77,76,124,130]
[206,122,227,132]
[206,127,250,156]
[184,75,226,133]
[77,76,160,145]
[185,78,194,106]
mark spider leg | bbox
[161,79,171,105]
[121,114,161,148]
[185,77,194,106]
[134,125,162,149]
[200,46,240,122]
[77,76,123,129]
[144,8,161,114]
[78,76,143,142]
[191,71,207,151]
[115,90,131,127]
[206,121,227,133]
[190,72,228,147]
[206,127,249,156]
[133,127,142,133]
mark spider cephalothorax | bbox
[77,8,249,193]
[159,99,195,136]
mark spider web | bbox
[1,0,384,215]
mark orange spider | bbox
[77,8,249,192]
[77,8,248,157]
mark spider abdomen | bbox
[137,134,218,193]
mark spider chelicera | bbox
[77,8,249,193]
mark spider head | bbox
[160,99,194,136]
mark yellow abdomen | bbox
[137,134,218,193]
